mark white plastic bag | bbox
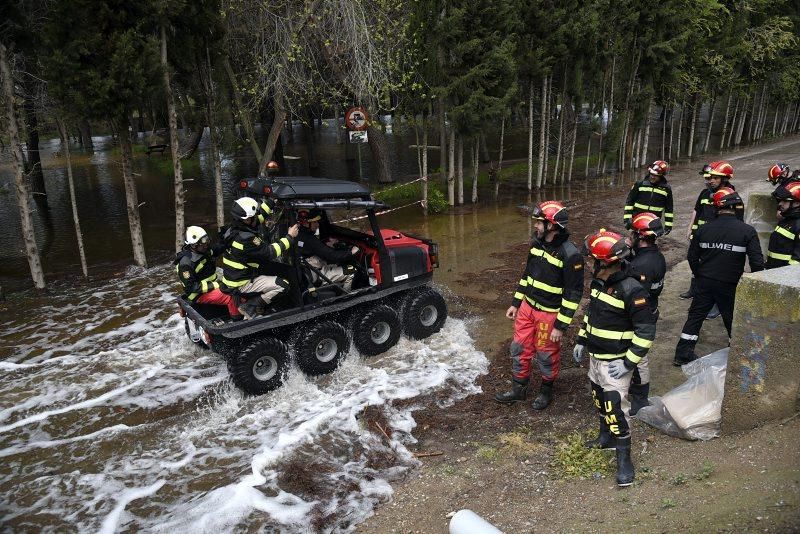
[635,348,728,440]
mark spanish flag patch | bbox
[634,298,647,306]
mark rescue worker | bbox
[572,229,656,487]
[495,201,584,410]
[767,163,800,188]
[765,181,800,268]
[296,209,360,292]
[680,161,740,303]
[265,160,280,177]
[627,213,667,415]
[674,187,764,366]
[175,226,241,319]
[623,160,674,234]
[221,197,300,319]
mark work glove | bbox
[572,344,585,364]
[608,359,632,379]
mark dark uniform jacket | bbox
[220,221,294,291]
[766,216,800,268]
[624,177,674,232]
[629,245,667,307]
[511,232,585,331]
[296,226,355,265]
[577,268,657,369]
[174,244,224,301]
[691,182,743,235]
[689,213,764,284]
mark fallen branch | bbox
[413,451,444,458]
[779,412,800,425]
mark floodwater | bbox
[0,109,716,531]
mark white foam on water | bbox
[0,265,488,532]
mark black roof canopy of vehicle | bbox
[267,176,373,200]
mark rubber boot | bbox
[615,435,635,487]
[585,421,616,450]
[531,381,554,410]
[673,351,699,367]
[629,383,651,416]
[494,377,529,404]
[238,296,266,320]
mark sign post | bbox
[345,107,369,181]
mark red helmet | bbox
[700,161,733,179]
[648,160,669,176]
[584,229,631,264]
[631,212,665,237]
[712,186,742,208]
[772,181,800,202]
[767,163,790,184]
[531,200,567,229]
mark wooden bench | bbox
[145,144,168,156]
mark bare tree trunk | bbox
[702,93,716,154]
[534,78,542,189]
[661,103,666,159]
[303,116,318,170]
[596,67,607,176]
[668,102,675,161]
[792,101,800,132]
[57,118,88,278]
[640,96,652,167]
[448,129,455,205]
[718,92,731,151]
[479,133,490,163]
[223,56,262,162]
[120,117,147,268]
[422,108,429,214]
[735,95,749,146]
[771,100,780,137]
[567,108,578,182]
[471,137,479,203]
[554,68,567,183]
[602,56,616,175]
[438,98,447,184]
[746,91,758,143]
[162,25,185,253]
[495,116,505,199]
[1,44,45,289]
[726,96,740,148]
[23,92,46,195]
[780,102,791,135]
[676,100,685,159]
[543,74,552,184]
[457,135,464,205]
[586,126,593,177]
[260,93,288,174]
[202,47,225,230]
[79,119,94,151]
[179,123,205,159]
[687,94,698,158]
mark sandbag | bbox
[635,348,728,441]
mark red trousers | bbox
[196,288,240,317]
[511,300,561,382]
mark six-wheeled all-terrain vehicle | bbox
[178,176,447,395]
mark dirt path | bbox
[358,137,800,533]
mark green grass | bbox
[373,180,448,213]
[148,155,201,175]
[552,431,612,479]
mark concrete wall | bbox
[722,265,800,431]
[743,192,778,257]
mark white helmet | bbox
[185,225,209,245]
[231,197,259,220]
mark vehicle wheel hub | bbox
[315,338,338,362]
[253,355,278,381]
[420,304,438,327]
[369,321,391,344]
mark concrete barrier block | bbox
[722,265,800,432]
[744,192,778,258]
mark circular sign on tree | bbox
[345,107,369,131]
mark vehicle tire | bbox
[402,287,447,340]
[184,317,210,350]
[294,320,350,376]
[226,337,290,395]
[353,304,402,356]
